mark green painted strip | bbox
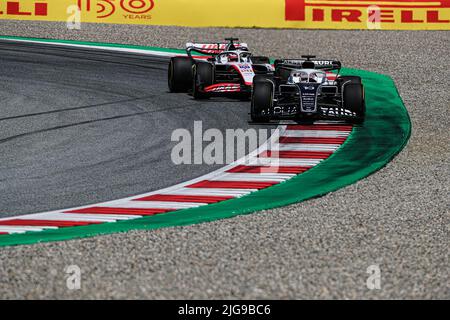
[0,35,186,54]
[0,37,411,247]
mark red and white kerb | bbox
[0,124,353,235]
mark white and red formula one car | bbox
[168,38,274,99]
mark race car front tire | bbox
[168,57,193,92]
[337,75,362,87]
[343,83,365,124]
[253,74,274,84]
[192,63,214,99]
[251,80,273,123]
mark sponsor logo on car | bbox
[314,60,333,66]
[239,64,253,73]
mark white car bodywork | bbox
[287,69,335,85]
[186,42,274,90]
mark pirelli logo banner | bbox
[0,0,449,30]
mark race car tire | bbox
[253,74,275,84]
[343,83,365,124]
[168,57,193,93]
[192,62,214,99]
[251,80,273,123]
[337,75,362,86]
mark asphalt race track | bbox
[0,40,273,217]
[0,22,448,299]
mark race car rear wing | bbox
[274,58,342,71]
[185,40,249,58]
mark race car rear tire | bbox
[192,62,214,99]
[168,57,193,93]
[251,80,273,123]
[343,83,365,124]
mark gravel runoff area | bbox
[0,21,448,299]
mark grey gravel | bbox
[0,21,449,299]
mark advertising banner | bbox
[0,0,448,30]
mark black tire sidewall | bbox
[337,75,362,86]
[343,83,365,122]
[251,81,273,122]
[168,57,193,92]
[193,63,213,99]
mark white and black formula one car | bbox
[168,38,274,99]
[250,55,365,124]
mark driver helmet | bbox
[219,55,228,64]
[228,54,238,62]
[241,53,250,63]
[310,72,325,83]
[290,72,308,83]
